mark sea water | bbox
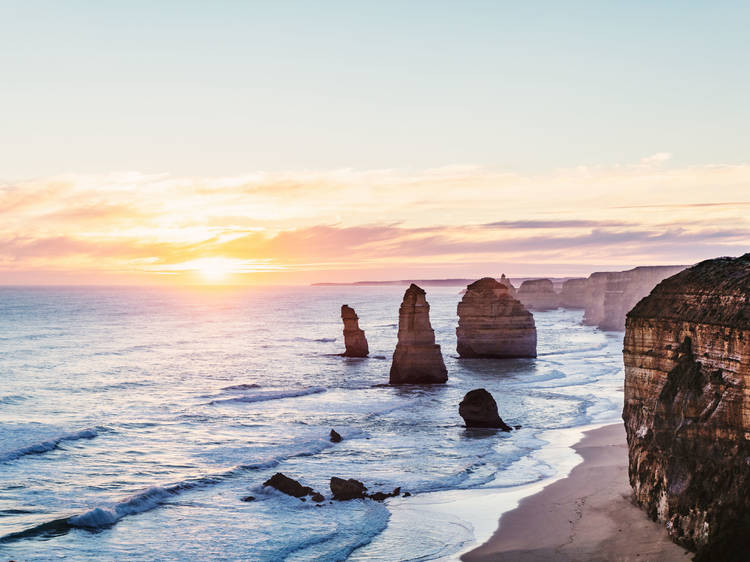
[0,285,625,560]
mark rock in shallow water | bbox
[263,473,316,498]
[389,284,447,384]
[329,429,342,443]
[456,277,536,358]
[330,477,367,500]
[459,388,512,430]
[622,254,750,558]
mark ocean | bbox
[0,285,624,560]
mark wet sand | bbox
[462,423,691,561]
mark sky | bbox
[1,1,749,284]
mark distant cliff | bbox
[623,254,750,559]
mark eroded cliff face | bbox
[623,254,750,558]
[456,277,536,358]
[559,278,587,309]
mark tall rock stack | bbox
[389,284,448,384]
[498,273,517,296]
[622,254,750,558]
[456,277,536,358]
[516,278,559,311]
[340,305,369,357]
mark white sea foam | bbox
[208,387,326,406]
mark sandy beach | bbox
[462,423,691,561]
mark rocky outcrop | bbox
[340,305,369,357]
[456,277,536,358]
[622,254,750,558]
[329,429,342,443]
[583,266,686,330]
[517,278,559,311]
[559,278,588,309]
[459,388,512,430]
[389,284,448,384]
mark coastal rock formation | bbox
[329,429,342,443]
[459,388,512,430]
[330,477,367,500]
[389,284,448,384]
[499,273,517,296]
[622,254,750,558]
[456,277,536,358]
[340,305,369,357]
[517,278,559,311]
[559,278,588,309]
[583,266,686,330]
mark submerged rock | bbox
[341,305,369,357]
[263,473,315,498]
[241,495,255,502]
[459,388,512,430]
[389,284,447,384]
[456,277,536,358]
[330,477,367,500]
[329,429,342,443]
[622,254,750,557]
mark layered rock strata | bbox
[389,284,448,384]
[517,278,559,311]
[456,277,536,358]
[622,254,750,558]
[459,388,512,430]
[340,305,369,357]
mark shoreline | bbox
[461,423,691,561]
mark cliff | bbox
[517,278,559,311]
[389,284,448,384]
[583,266,687,331]
[622,254,750,559]
[456,277,536,358]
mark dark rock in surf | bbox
[263,473,315,498]
[241,495,255,502]
[330,477,367,500]
[459,388,512,430]
[329,429,342,443]
[310,492,325,503]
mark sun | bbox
[191,257,238,283]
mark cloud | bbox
[641,152,672,164]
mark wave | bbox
[0,427,105,463]
[208,387,326,406]
[293,337,337,343]
[0,394,27,405]
[221,383,261,391]
[1,432,349,541]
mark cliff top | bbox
[627,253,750,328]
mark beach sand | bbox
[462,423,692,561]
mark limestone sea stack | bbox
[340,305,368,357]
[516,278,559,311]
[622,254,750,558]
[559,278,587,309]
[456,277,536,358]
[389,284,448,384]
[498,273,517,295]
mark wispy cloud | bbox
[2,161,749,283]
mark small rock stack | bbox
[340,305,369,357]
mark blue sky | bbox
[1,1,748,177]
